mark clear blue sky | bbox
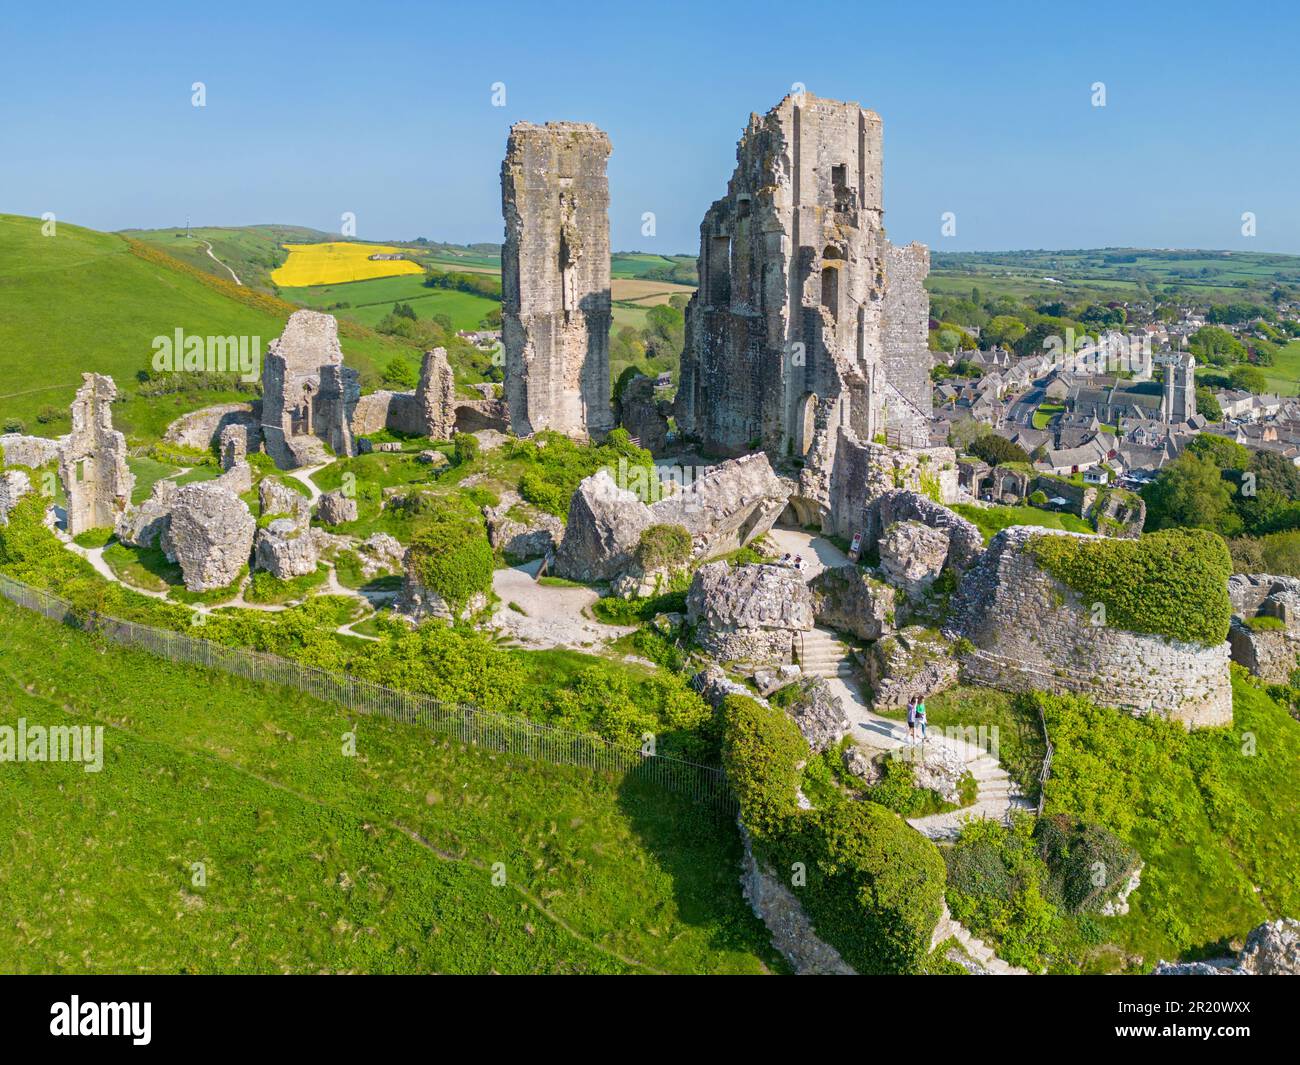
[2,0,1297,254]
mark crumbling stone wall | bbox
[58,373,133,535]
[0,433,61,469]
[865,489,984,570]
[674,93,934,519]
[824,430,958,538]
[949,527,1232,728]
[501,121,613,440]
[1226,574,1300,682]
[686,562,814,665]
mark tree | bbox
[1187,434,1249,471]
[984,315,1027,349]
[1195,386,1223,422]
[968,434,1030,467]
[382,357,419,389]
[1189,326,1247,366]
[1142,451,1241,535]
[1229,364,1268,394]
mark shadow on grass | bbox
[615,763,788,973]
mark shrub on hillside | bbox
[405,512,494,616]
[1029,527,1231,646]
[453,432,480,467]
[719,693,946,972]
[1032,814,1140,914]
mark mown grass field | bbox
[0,596,780,974]
[0,215,413,440]
[272,242,425,287]
[286,273,498,331]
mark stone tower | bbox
[674,93,932,514]
[501,121,614,440]
[1162,352,1196,423]
[261,310,359,468]
[59,373,134,536]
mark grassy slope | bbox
[1042,673,1300,967]
[0,215,417,440]
[952,503,1094,540]
[0,596,778,974]
[120,224,330,291]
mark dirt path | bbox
[196,239,242,285]
[489,560,635,651]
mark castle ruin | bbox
[674,93,934,523]
[501,121,614,440]
[261,310,359,468]
[59,373,134,536]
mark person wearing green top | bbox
[914,698,927,742]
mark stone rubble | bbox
[161,482,255,592]
[686,562,814,665]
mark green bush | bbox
[720,694,945,972]
[453,432,480,467]
[406,513,494,616]
[720,694,806,839]
[636,524,692,572]
[1029,527,1231,646]
[1029,489,1048,506]
[1033,814,1140,914]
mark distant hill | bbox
[0,215,417,441]
[928,247,1300,304]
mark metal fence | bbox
[0,572,735,813]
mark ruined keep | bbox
[501,121,614,440]
[674,93,934,522]
[261,310,359,468]
[59,373,134,536]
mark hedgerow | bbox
[1029,527,1231,646]
[720,694,946,972]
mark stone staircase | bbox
[796,626,856,679]
[932,904,1030,975]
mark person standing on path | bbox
[906,696,918,745]
[915,697,928,743]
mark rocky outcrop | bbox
[254,477,317,579]
[501,121,613,440]
[879,520,951,601]
[115,479,179,549]
[648,453,790,559]
[869,489,984,570]
[484,492,564,562]
[810,564,895,641]
[863,627,959,710]
[781,677,850,753]
[949,527,1232,728]
[689,663,768,709]
[675,93,933,522]
[0,470,32,525]
[0,433,61,469]
[255,518,318,579]
[554,454,789,584]
[161,483,255,592]
[553,470,652,582]
[614,371,668,453]
[58,373,133,536]
[261,311,358,468]
[1154,918,1300,975]
[686,562,814,665]
[317,489,357,526]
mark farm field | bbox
[287,274,499,331]
[0,595,780,974]
[272,242,425,287]
[0,215,416,440]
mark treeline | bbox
[424,267,502,301]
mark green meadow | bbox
[0,595,780,974]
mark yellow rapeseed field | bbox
[271,242,425,287]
